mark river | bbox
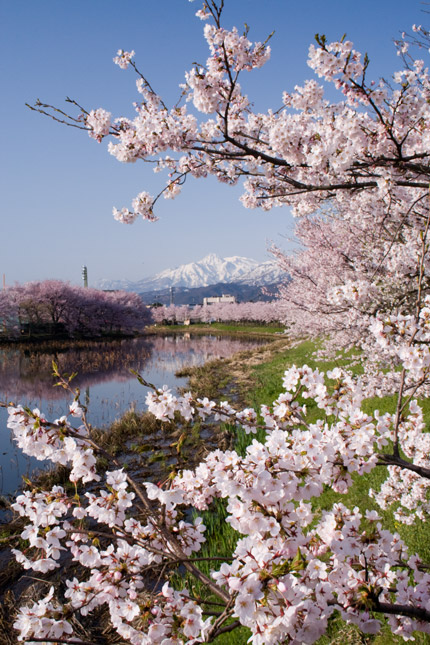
[0,333,268,496]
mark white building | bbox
[203,294,236,306]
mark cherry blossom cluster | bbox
[8,404,99,483]
[369,300,430,386]
[273,192,430,367]
[86,107,112,141]
[113,49,135,69]
[113,190,157,224]
[13,586,74,642]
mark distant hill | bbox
[97,253,288,298]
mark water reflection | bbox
[0,334,267,495]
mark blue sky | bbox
[2,0,425,286]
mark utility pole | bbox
[1,274,5,335]
[170,286,175,305]
[82,265,88,288]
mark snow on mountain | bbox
[97,254,286,292]
[146,253,261,290]
[237,261,287,286]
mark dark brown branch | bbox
[377,453,430,479]
[375,600,430,623]
[213,619,242,636]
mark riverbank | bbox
[3,334,429,643]
[144,321,286,339]
[0,326,289,643]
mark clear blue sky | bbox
[2,0,425,286]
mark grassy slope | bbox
[205,322,286,335]
[188,335,430,643]
[248,340,430,644]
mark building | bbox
[203,294,236,306]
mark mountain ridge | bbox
[97,253,286,292]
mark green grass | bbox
[172,499,251,644]
[247,339,361,410]
[198,501,251,644]
[248,340,430,643]
[206,322,285,335]
[147,321,286,336]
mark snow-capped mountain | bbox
[98,254,286,292]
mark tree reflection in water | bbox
[0,334,268,495]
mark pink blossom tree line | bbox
[0,280,152,339]
[8,3,430,643]
[151,301,286,325]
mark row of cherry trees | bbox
[151,301,286,325]
[11,2,430,643]
[0,280,151,339]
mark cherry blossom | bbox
[113,49,135,69]
[0,279,152,339]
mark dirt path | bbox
[182,336,290,404]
